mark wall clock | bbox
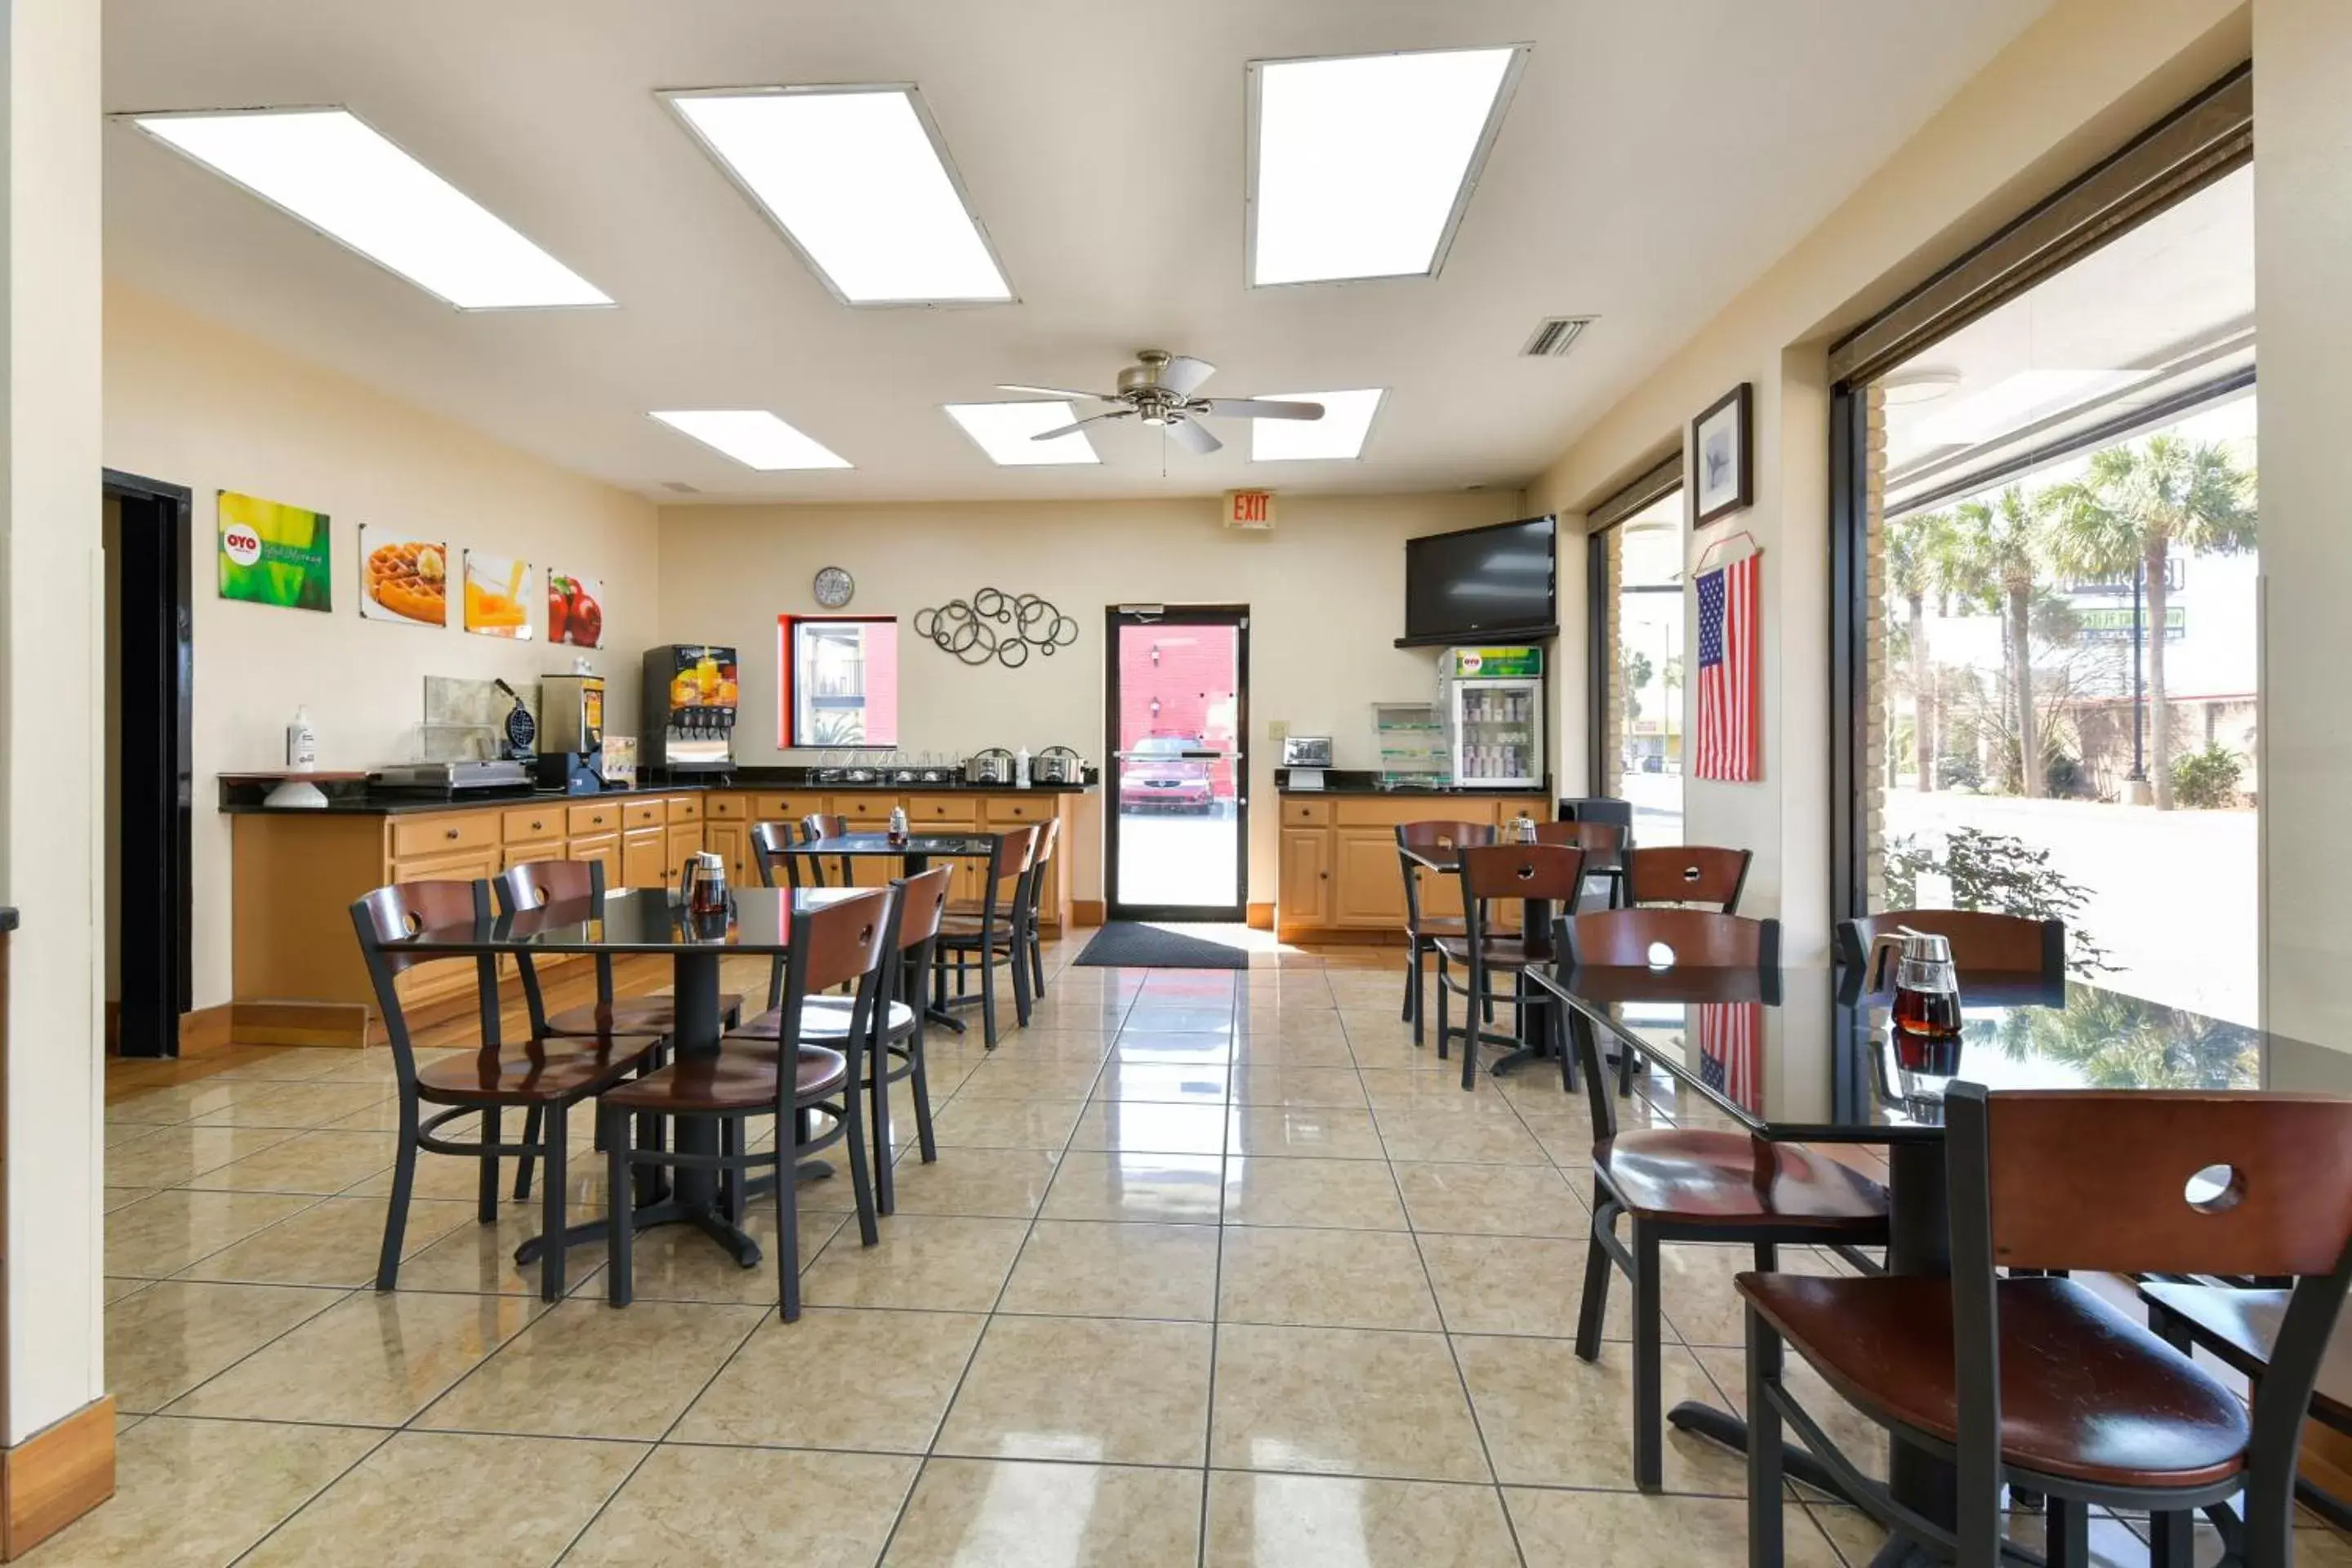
[813,565,854,608]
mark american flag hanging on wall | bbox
[1694,548,1761,782]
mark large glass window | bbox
[782,615,899,748]
[1862,166,2256,1022]
[1597,488,1685,844]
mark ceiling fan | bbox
[996,349,1323,455]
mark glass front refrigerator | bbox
[1439,646,1544,788]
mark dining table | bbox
[390,883,879,1270]
[1525,954,2352,1568]
[798,831,1006,1031]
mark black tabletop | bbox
[391,886,881,957]
[1401,843,1625,875]
[1531,961,2350,1145]
[804,832,1000,858]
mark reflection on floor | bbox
[69,939,2352,1566]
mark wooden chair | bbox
[1396,821,1496,1047]
[1432,844,1586,1092]
[1741,1085,2352,1567]
[749,820,800,891]
[1834,907,2065,982]
[732,865,954,1214]
[351,880,657,1301]
[599,884,897,1321]
[1534,817,1630,911]
[935,826,1041,1050]
[1621,845,1752,913]
[1556,907,1889,1493]
[796,813,853,889]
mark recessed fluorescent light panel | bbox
[944,403,1101,466]
[665,87,1011,305]
[1249,46,1526,287]
[125,109,609,310]
[1251,389,1384,461]
[650,410,850,470]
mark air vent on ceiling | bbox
[1521,315,1597,358]
[660,480,701,494]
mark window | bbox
[781,615,898,748]
[1588,460,1686,844]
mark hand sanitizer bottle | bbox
[286,706,318,772]
[1014,746,1031,788]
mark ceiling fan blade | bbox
[1165,416,1222,455]
[1157,355,1217,397]
[1030,410,1132,441]
[1203,398,1325,421]
[996,383,1118,402]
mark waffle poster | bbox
[217,491,332,612]
[358,523,450,627]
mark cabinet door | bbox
[389,847,500,1008]
[1279,829,1332,929]
[621,826,666,889]
[568,832,621,889]
[1331,829,1411,929]
[667,824,702,887]
[702,821,749,888]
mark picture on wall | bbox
[358,524,450,627]
[1691,382,1754,524]
[217,490,332,612]
[462,550,535,639]
[546,570,604,648]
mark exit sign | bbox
[1223,489,1276,530]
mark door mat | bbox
[1072,922,1251,970]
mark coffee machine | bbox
[642,644,738,775]
[536,673,607,794]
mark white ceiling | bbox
[104,0,2051,504]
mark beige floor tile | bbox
[1515,1114,1601,1169]
[1225,1103,1386,1160]
[1231,1066,1369,1108]
[202,1045,372,1083]
[1509,1489,1846,1567]
[166,1289,538,1425]
[240,1430,643,1567]
[1657,1242,1838,1348]
[338,1145,509,1201]
[104,1188,322,1278]
[17,1415,381,1566]
[1356,1067,1495,1108]
[887,1147,1060,1217]
[1416,1232,1633,1339]
[180,1129,401,1195]
[929,1096,1085,1150]
[1092,1058,1232,1104]
[105,1125,297,1187]
[105,1120,167,1149]
[390,1196,612,1297]
[106,1281,346,1412]
[565,1444,919,1567]
[175,1194,475,1287]
[105,1276,154,1304]
[1370,1103,1550,1165]
[1690,1348,1890,1486]
[416,1298,764,1439]
[1123,1004,1236,1035]
[185,1081,391,1129]
[800,1214,1030,1311]
[1041,1151,1225,1223]
[1210,1324,1490,1482]
[1000,1219,1218,1320]
[1217,1227,1441,1330]
[1223,1156,1406,1231]
[953,1056,1108,1100]
[1231,1033,1358,1067]
[1067,1100,1227,1155]
[886,1458,1203,1568]
[597,1206,845,1306]
[673,1306,985,1452]
[1453,1332,1745,1494]
[938,1315,1213,1466]
[1392,1162,1582,1237]
[1203,1472,1521,1567]
[103,1186,159,1214]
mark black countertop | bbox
[221,770,1096,816]
[1273,768,1550,797]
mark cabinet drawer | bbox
[984,795,1052,824]
[1281,796,1333,826]
[501,805,565,845]
[751,793,821,823]
[1335,797,1498,829]
[705,794,747,821]
[568,802,622,835]
[624,800,666,829]
[667,794,704,823]
[392,812,500,860]
[830,794,899,822]
[907,795,980,827]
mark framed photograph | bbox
[461,550,535,639]
[358,523,449,627]
[1691,383,1753,525]
[217,491,332,612]
[546,569,604,647]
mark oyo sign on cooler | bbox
[1223,489,1276,530]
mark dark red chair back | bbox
[1623,846,1752,912]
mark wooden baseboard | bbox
[1245,902,1274,931]
[2,1396,114,1559]
[176,1004,234,1055]
[1070,900,1106,927]
[229,1001,369,1049]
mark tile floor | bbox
[59,942,2352,1566]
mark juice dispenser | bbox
[641,644,739,775]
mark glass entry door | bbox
[1107,608,1247,921]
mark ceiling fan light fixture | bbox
[1250,388,1384,461]
[663,86,1011,305]
[648,409,851,470]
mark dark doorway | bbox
[105,469,195,1058]
[1104,606,1249,924]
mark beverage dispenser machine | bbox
[642,644,739,774]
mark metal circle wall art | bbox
[914,588,1079,669]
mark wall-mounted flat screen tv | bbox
[1404,515,1557,644]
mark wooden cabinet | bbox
[667,823,703,885]
[567,801,622,838]
[568,831,621,889]
[1279,828,1331,928]
[392,812,498,860]
[388,844,501,1009]
[750,793,820,825]
[1332,830,1409,929]
[828,793,898,824]
[501,805,564,847]
[702,819,750,888]
[621,826,666,889]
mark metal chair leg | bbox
[979,938,1001,1049]
[477,1107,502,1223]
[1746,1304,1788,1568]
[602,1102,634,1307]
[376,1104,420,1292]
[1631,1218,1664,1491]
[537,1101,568,1302]
[1575,1185,1612,1362]
[514,1103,541,1201]
[870,1045,896,1217]
[776,1115,803,1321]
[2043,1496,2089,1568]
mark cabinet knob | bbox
[444,827,460,840]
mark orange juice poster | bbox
[462,550,535,639]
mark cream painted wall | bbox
[656,491,1531,906]
[3,0,106,1446]
[1529,0,2248,961]
[104,285,663,1010]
